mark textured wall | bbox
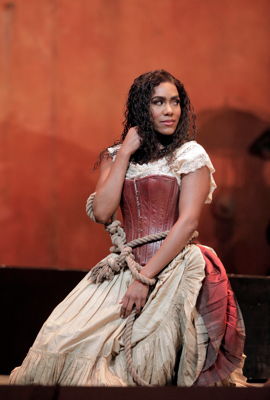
[0,0,269,273]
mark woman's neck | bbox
[155,132,174,148]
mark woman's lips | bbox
[161,120,175,126]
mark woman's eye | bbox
[152,100,163,105]
[151,98,179,106]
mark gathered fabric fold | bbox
[194,245,246,386]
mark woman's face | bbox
[150,81,181,135]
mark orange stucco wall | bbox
[0,0,269,274]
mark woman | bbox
[10,70,246,386]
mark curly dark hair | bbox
[97,69,196,166]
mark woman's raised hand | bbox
[93,128,141,224]
[120,127,141,157]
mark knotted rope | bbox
[86,192,198,386]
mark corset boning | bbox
[120,175,180,266]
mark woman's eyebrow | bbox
[151,95,180,100]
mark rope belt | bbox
[86,192,198,386]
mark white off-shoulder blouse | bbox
[108,140,217,204]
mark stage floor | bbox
[0,375,265,387]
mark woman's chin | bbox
[155,128,176,136]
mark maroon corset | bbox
[120,175,180,266]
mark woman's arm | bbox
[120,166,210,317]
[93,128,140,224]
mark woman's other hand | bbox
[120,127,141,157]
[119,280,149,318]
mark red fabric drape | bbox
[195,245,246,385]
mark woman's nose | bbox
[164,103,173,114]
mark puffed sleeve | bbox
[172,140,217,204]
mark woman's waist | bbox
[129,240,164,267]
[123,219,175,266]
[123,214,176,240]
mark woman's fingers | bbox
[121,127,141,155]
[120,281,149,318]
[120,296,128,318]
[124,298,134,318]
[141,295,147,308]
[121,298,145,318]
[135,298,142,315]
[120,297,140,318]
[120,296,134,318]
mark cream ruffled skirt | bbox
[9,245,246,386]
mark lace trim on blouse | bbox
[107,141,217,204]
